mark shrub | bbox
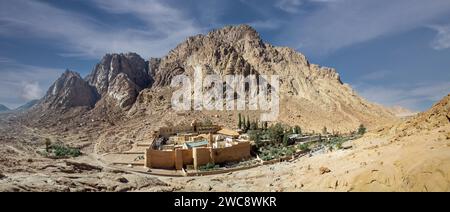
[267,123,285,144]
[336,142,343,150]
[199,162,219,171]
[248,130,265,148]
[52,144,82,158]
[298,143,310,151]
[293,125,301,135]
[285,147,295,156]
[42,143,82,158]
[358,124,366,135]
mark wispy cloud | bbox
[247,19,284,30]
[355,81,450,111]
[0,0,203,59]
[0,57,14,63]
[275,0,304,13]
[21,81,43,101]
[0,59,61,108]
[274,0,336,13]
[358,70,391,81]
[430,24,450,50]
[281,0,450,54]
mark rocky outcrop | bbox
[32,25,396,131]
[134,24,396,131]
[152,25,261,86]
[393,94,450,138]
[15,100,39,112]
[0,104,9,112]
[41,70,98,110]
[387,106,417,117]
[86,53,152,109]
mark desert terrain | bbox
[0,25,448,192]
[1,94,449,192]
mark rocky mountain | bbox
[32,25,396,132]
[132,25,396,131]
[34,53,153,115]
[86,53,152,109]
[394,94,450,138]
[0,104,9,112]
[388,106,417,117]
[39,70,99,110]
[15,100,39,112]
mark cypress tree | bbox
[238,113,242,129]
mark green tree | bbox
[238,113,242,129]
[267,123,285,144]
[282,133,289,146]
[358,124,366,135]
[293,125,301,135]
[203,119,213,126]
[250,120,258,130]
[263,122,268,131]
[242,116,246,130]
[246,116,251,131]
[249,130,264,148]
[298,143,310,151]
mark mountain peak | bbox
[62,69,81,78]
[86,52,152,109]
[204,24,263,48]
[0,104,10,112]
[207,24,261,41]
[41,70,98,110]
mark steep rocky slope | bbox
[39,70,99,110]
[29,25,396,132]
[15,100,39,112]
[131,25,395,132]
[387,106,417,117]
[391,94,450,140]
[86,53,152,109]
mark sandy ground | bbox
[165,127,450,192]
[1,111,449,192]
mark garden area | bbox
[237,113,367,162]
[38,139,82,159]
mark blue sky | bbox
[0,0,449,111]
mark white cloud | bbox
[355,81,450,111]
[281,0,450,54]
[21,81,43,101]
[430,25,450,50]
[359,70,391,81]
[275,0,304,13]
[0,59,61,108]
[0,57,14,63]
[0,0,203,59]
[247,20,284,30]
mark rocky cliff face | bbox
[35,53,153,114]
[33,25,396,132]
[40,70,99,110]
[15,100,39,112]
[132,25,395,131]
[86,53,152,109]
[393,94,450,138]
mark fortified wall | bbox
[158,125,221,138]
[144,142,251,170]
